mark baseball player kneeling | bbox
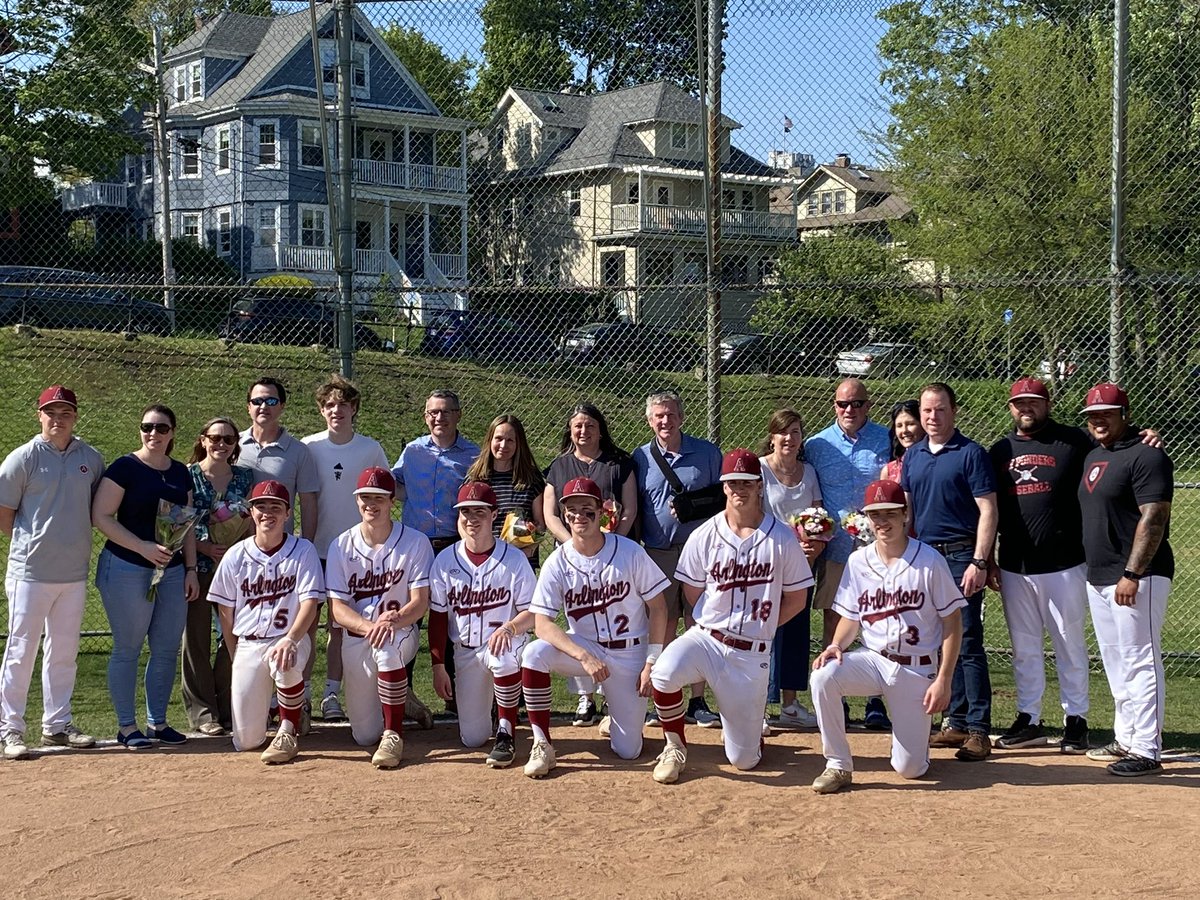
[520,477,669,778]
[649,449,813,784]
[209,481,325,765]
[429,482,536,768]
[326,467,433,769]
[808,480,964,794]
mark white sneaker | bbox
[598,715,611,738]
[762,717,771,737]
[371,730,403,769]
[812,767,853,794]
[653,745,687,784]
[777,703,818,728]
[523,740,557,778]
[3,731,30,761]
[41,723,96,748]
[260,730,298,765]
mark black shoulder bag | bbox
[649,442,726,523]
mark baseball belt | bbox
[928,539,974,556]
[596,637,642,650]
[877,648,934,666]
[703,627,769,654]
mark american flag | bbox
[783,116,793,133]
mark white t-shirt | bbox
[301,430,389,557]
[759,457,823,521]
[325,521,433,622]
[531,534,669,643]
[209,534,326,639]
[833,539,967,658]
[430,541,535,647]
[676,512,814,643]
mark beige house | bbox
[771,154,913,243]
[481,82,797,328]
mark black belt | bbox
[878,648,934,666]
[596,637,642,650]
[431,536,457,552]
[928,539,973,555]
[704,628,769,654]
[240,634,279,642]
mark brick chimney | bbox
[835,153,851,168]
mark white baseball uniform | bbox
[325,521,433,746]
[651,512,814,769]
[430,541,536,747]
[524,534,669,759]
[209,534,325,751]
[810,539,966,777]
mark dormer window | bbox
[671,123,689,151]
[189,61,202,99]
[174,69,186,104]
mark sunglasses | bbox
[249,396,281,407]
[835,399,868,410]
[140,422,172,434]
[205,433,237,446]
[564,507,598,521]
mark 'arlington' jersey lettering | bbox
[430,541,535,647]
[209,534,325,639]
[325,522,434,621]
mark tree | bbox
[562,0,699,93]
[127,0,272,45]
[379,24,472,120]
[472,0,573,120]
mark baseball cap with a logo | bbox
[38,385,78,410]
[862,479,906,511]
[1008,377,1049,402]
[720,448,762,482]
[560,477,603,505]
[455,481,499,509]
[354,466,396,497]
[1081,382,1129,414]
[249,480,291,509]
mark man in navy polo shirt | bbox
[901,382,997,761]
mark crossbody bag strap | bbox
[648,441,686,494]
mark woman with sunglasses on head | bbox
[465,415,546,567]
[180,417,254,736]
[93,405,200,750]
[882,400,924,484]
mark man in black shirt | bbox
[1077,383,1173,777]
[989,378,1093,753]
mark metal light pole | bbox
[336,0,356,378]
[1109,0,1128,384]
[150,26,175,324]
[699,0,725,445]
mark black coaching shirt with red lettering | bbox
[1077,426,1174,586]
[990,421,1094,575]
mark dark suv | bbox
[419,309,556,362]
[559,321,700,370]
[219,293,388,351]
[0,266,173,335]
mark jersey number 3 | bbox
[903,625,920,646]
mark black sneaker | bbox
[1060,715,1089,754]
[1107,754,1163,777]
[864,697,891,731]
[572,698,599,727]
[485,732,516,768]
[996,712,1046,749]
[146,724,188,746]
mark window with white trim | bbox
[180,211,201,244]
[319,41,369,96]
[257,122,277,166]
[258,206,278,247]
[566,187,581,218]
[143,146,154,182]
[174,68,186,104]
[179,133,200,178]
[300,206,328,247]
[216,126,231,172]
[820,191,833,214]
[671,123,689,151]
[215,207,232,255]
[188,61,202,100]
[626,180,639,204]
[806,194,818,216]
[834,190,847,213]
[300,122,324,168]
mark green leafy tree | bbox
[562,0,699,92]
[472,0,573,119]
[379,24,473,120]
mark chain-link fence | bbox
[1,1,1196,673]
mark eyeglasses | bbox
[835,400,868,410]
[425,408,459,418]
[249,396,281,407]
[205,434,237,446]
[564,507,598,521]
[140,422,172,435]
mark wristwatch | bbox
[970,558,988,571]
[1122,569,1143,581]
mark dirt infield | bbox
[2,723,1197,899]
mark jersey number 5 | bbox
[273,609,290,630]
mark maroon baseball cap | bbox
[560,477,602,505]
[862,479,906,511]
[1082,382,1128,413]
[38,385,78,410]
[455,481,499,509]
[720,449,762,482]
[354,466,396,497]
[1009,377,1049,402]
[249,480,291,509]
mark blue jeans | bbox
[768,591,811,702]
[942,548,992,733]
[96,550,188,728]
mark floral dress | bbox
[189,463,253,574]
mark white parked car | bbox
[834,342,937,378]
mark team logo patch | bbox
[79,465,88,474]
[1083,461,1108,493]
[868,485,887,504]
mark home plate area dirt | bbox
[2,725,1197,899]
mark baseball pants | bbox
[230,634,312,751]
[651,628,769,770]
[342,625,420,747]
[1087,576,1171,761]
[523,637,647,759]
[1,578,86,736]
[1000,565,1090,720]
[810,650,933,778]
[452,637,527,748]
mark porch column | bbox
[384,199,391,265]
[459,131,467,191]
[423,201,431,277]
[404,124,411,188]
[459,203,467,279]
[637,170,645,229]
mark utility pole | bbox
[1109,0,1128,384]
[149,26,175,324]
[336,0,355,378]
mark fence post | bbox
[1109,0,1128,384]
[337,0,356,379]
[702,0,724,446]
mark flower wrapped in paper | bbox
[207,494,252,548]
[840,510,874,546]
[148,499,200,602]
[598,499,622,534]
[787,506,835,543]
[500,509,547,549]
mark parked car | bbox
[719,332,826,376]
[219,293,389,351]
[419,310,557,362]
[834,342,936,378]
[0,266,173,335]
[559,321,700,370]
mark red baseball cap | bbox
[455,481,499,509]
[720,449,762,482]
[862,479,906,511]
[38,385,78,410]
[560,477,602,505]
[249,480,291,509]
[1082,382,1128,413]
[354,466,396,497]
[1008,378,1049,402]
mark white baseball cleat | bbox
[597,715,611,738]
[812,767,853,794]
[3,731,30,761]
[776,704,818,728]
[371,730,404,769]
[653,745,687,784]
[762,716,772,737]
[261,730,298,765]
[523,740,557,778]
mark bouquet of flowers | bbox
[787,506,835,544]
[598,499,622,534]
[207,494,252,548]
[840,510,874,546]
[500,509,547,549]
[148,499,201,602]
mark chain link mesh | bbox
[1,1,1196,674]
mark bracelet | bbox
[504,623,517,637]
[185,565,197,572]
